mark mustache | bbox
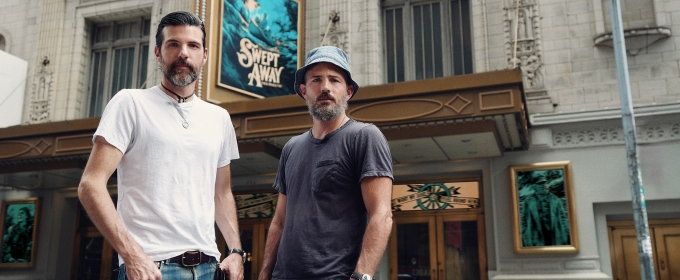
[316,92,334,102]
[171,59,193,71]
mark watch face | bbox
[360,275,372,280]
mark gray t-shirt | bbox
[272,119,393,280]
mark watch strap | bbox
[350,272,372,280]
[228,248,247,263]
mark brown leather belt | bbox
[167,251,212,267]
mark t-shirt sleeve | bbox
[355,124,394,183]
[272,142,291,195]
[93,90,136,154]
[218,112,240,168]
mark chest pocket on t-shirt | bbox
[312,159,338,193]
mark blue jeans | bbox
[118,257,218,280]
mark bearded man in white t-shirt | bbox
[78,11,244,280]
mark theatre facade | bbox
[1,0,680,279]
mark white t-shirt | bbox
[93,86,239,263]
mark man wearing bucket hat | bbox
[258,46,394,280]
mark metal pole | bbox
[609,0,656,279]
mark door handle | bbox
[660,259,666,270]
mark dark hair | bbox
[155,11,206,49]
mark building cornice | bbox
[529,102,680,149]
[530,102,680,126]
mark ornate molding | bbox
[350,99,446,122]
[29,58,53,124]
[347,92,478,123]
[479,90,514,111]
[54,134,94,154]
[242,111,312,136]
[321,10,348,52]
[504,0,545,90]
[552,122,680,148]
[531,102,680,126]
[0,138,52,159]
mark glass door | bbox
[218,219,271,280]
[390,212,486,280]
[393,216,437,280]
[437,214,485,280]
[71,198,119,280]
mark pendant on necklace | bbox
[182,121,189,129]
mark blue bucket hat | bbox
[294,46,360,100]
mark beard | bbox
[307,92,348,122]
[158,57,199,87]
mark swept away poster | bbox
[220,0,299,98]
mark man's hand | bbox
[220,253,244,280]
[124,255,161,280]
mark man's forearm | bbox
[356,176,394,276]
[215,192,242,250]
[78,180,146,263]
[258,220,283,280]
[354,211,393,275]
[259,193,287,280]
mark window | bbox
[88,17,151,117]
[383,0,473,83]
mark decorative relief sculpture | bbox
[321,11,348,52]
[504,0,544,90]
[29,57,52,124]
[553,122,680,147]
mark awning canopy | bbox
[0,69,528,190]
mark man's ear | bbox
[154,45,161,62]
[347,85,355,99]
[299,84,307,99]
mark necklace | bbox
[156,85,194,129]
[174,101,194,129]
[161,83,194,103]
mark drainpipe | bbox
[609,0,656,279]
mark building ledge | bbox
[530,102,680,126]
[594,26,671,55]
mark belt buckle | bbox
[181,251,201,267]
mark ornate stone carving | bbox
[29,57,52,124]
[552,122,680,147]
[321,11,348,52]
[504,0,545,90]
[326,31,349,52]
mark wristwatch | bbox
[350,272,372,280]
[228,248,247,263]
